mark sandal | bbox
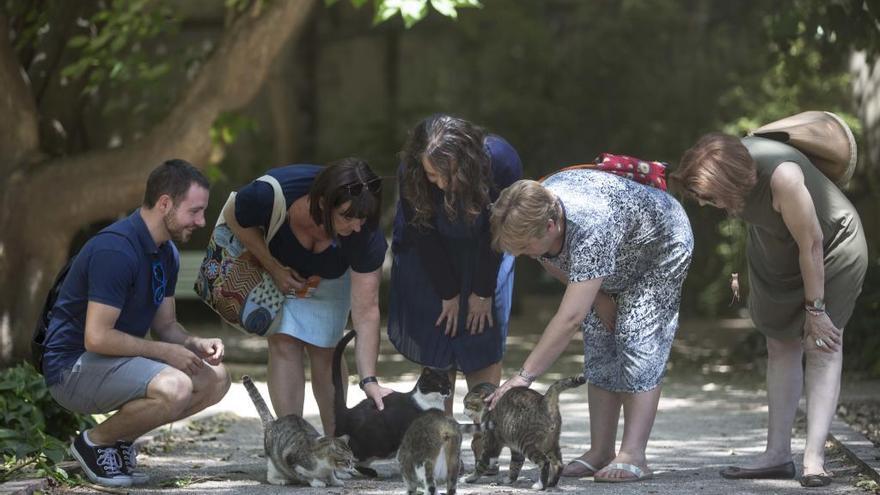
[561,458,600,477]
[594,462,653,483]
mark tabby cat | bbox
[242,375,356,487]
[397,410,463,495]
[463,375,586,490]
[333,330,451,477]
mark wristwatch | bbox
[805,297,826,313]
[358,376,378,390]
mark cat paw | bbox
[266,476,289,486]
[464,473,480,484]
[334,470,352,480]
[530,479,545,490]
[309,479,327,488]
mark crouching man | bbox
[41,159,231,487]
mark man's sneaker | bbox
[117,441,149,484]
[69,432,132,487]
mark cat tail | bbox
[242,375,275,429]
[332,330,357,434]
[542,375,586,416]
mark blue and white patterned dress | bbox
[539,169,693,393]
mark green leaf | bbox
[67,35,91,49]
[430,0,458,18]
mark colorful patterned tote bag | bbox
[194,175,287,335]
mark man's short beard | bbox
[164,208,190,243]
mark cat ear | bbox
[336,434,350,444]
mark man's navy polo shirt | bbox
[42,210,179,386]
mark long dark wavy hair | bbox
[400,114,492,228]
[308,157,382,237]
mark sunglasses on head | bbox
[343,177,382,196]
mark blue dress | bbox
[387,136,522,373]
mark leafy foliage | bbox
[0,363,94,482]
[326,0,481,28]
[59,0,178,95]
[845,258,880,376]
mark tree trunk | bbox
[0,0,317,366]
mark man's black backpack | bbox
[31,256,76,373]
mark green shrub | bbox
[846,260,880,377]
[0,363,95,482]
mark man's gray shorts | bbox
[49,352,168,414]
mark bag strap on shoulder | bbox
[217,175,288,244]
[256,175,286,242]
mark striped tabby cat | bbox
[463,375,586,490]
[242,376,356,487]
[397,410,463,495]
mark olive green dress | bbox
[739,136,868,340]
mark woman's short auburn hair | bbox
[490,180,557,253]
[671,133,757,214]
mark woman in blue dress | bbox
[388,114,522,411]
[226,158,393,434]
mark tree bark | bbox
[0,0,317,366]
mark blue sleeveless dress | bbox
[387,136,521,373]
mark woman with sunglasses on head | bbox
[225,158,393,435]
[388,114,522,412]
[672,133,867,488]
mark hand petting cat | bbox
[362,381,395,411]
[486,374,531,410]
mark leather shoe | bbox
[799,473,832,487]
[719,461,795,480]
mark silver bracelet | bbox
[517,367,538,384]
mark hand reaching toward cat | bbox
[363,381,395,411]
[486,374,531,410]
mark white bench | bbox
[176,250,204,300]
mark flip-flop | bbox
[594,462,653,483]
[561,458,600,477]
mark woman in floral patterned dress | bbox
[487,169,693,483]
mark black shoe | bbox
[719,461,796,480]
[70,432,132,487]
[117,441,149,485]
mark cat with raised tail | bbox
[333,330,451,477]
[242,376,356,487]
[463,375,586,490]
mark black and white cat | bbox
[242,376,356,487]
[332,330,451,477]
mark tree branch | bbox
[19,0,318,232]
